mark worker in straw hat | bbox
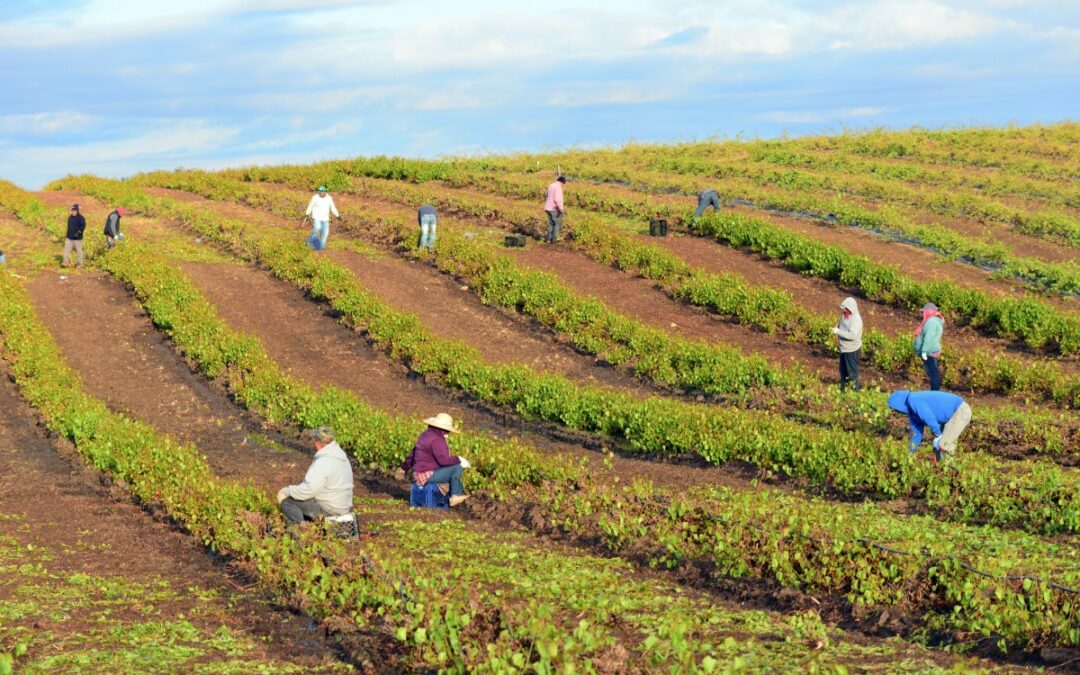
[399,413,471,506]
[276,426,354,524]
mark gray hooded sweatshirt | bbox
[836,297,863,353]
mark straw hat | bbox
[424,413,458,433]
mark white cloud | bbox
[0,112,97,135]
[817,1,1007,51]
[759,107,888,124]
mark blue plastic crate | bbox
[410,482,450,509]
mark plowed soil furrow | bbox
[0,361,347,671]
[408,178,1080,370]
[25,271,296,487]
[173,259,754,491]
[508,243,833,378]
[553,174,1080,309]
[145,186,655,396]
[44,193,758,494]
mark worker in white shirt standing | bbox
[304,185,340,251]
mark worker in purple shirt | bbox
[399,413,471,506]
[544,175,566,243]
[887,390,972,466]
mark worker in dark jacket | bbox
[103,207,127,248]
[887,390,971,466]
[400,413,470,506]
[695,189,722,218]
[63,204,87,268]
[418,204,438,251]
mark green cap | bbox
[317,185,327,193]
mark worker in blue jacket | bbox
[887,390,971,465]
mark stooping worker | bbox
[913,302,945,391]
[831,297,863,391]
[103,206,127,249]
[694,189,722,218]
[887,390,971,466]
[62,203,87,268]
[544,175,566,243]
[276,426,354,526]
[400,413,471,507]
[417,204,438,251]
[304,185,339,251]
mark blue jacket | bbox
[887,390,964,452]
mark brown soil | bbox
[509,242,833,377]
[0,360,347,671]
[390,176,1080,371]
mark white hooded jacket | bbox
[285,441,354,515]
[836,297,863,353]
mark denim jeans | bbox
[280,497,326,524]
[310,220,330,250]
[419,213,438,250]
[545,210,563,242]
[426,464,464,496]
[695,190,721,217]
[923,356,941,391]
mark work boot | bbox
[449,495,469,507]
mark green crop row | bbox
[326,164,1080,411]
[405,158,1080,358]
[140,166,1080,465]
[214,157,1080,422]
[623,138,1080,209]
[638,153,1080,249]
[456,152,1080,296]
[3,190,919,672]
[56,174,1080,539]
[15,181,1080,655]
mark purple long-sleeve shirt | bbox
[402,427,460,474]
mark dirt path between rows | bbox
[563,175,1080,310]
[32,199,763,499]
[417,178,1080,369]
[0,360,346,671]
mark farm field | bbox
[1,123,1079,672]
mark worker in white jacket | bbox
[277,426,354,524]
[831,297,863,391]
[304,185,340,251]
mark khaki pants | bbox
[939,402,971,456]
[62,238,84,267]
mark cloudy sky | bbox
[0,0,1076,187]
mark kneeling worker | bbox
[401,413,471,506]
[277,426,354,524]
[887,390,972,465]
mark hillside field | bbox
[1,123,1079,672]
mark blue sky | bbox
[0,0,1077,188]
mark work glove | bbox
[932,437,943,463]
[830,327,840,335]
[276,487,289,504]
[459,457,472,469]
[921,352,928,361]
[393,468,406,481]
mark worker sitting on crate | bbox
[399,413,471,507]
[694,189,722,218]
[276,426,356,531]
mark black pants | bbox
[839,350,861,390]
[924,356,942,391]
[280,497,326,524]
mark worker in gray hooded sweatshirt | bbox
[831,297,863,390]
